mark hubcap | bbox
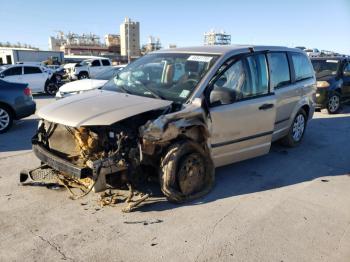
[0,109,10,131]
[80,74,88,79]
[328,95,340,112]
[178,153,205,196]
[47,83,58,95]
[292,114,305,142]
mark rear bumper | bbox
[32,143,92,179]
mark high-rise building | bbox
[105,34,121,54]
[204,30,231,46]
[120,17,141,58]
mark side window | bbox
[91,60,101,67]
[344,63,350,73]
[291,53,314,81]
[24,66,42,74]
[101,60,111,66]
[212,60,248,101]
[245,54,269,97]
[267,53,290,89]
[3,66,22,76]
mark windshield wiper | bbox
[139,85,166,100]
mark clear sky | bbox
[0,0,349,54]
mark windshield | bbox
[311,59,340,77]
[102,53,218,103]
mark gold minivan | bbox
[28,45,316,203]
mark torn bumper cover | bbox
[32,143,92,179]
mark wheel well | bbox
[0,102,16,118]
[301,105,310,119]
[335,88,342,94]
[79,71,89,76]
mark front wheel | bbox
[280,109,307,147]
[0,105,13,134]
[45,82,58,96]
[159,140,215,203]
[327,93,341,114]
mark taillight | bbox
[24,87,32,96]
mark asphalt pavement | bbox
[0,95,349,262]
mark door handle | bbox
[259,103,274,110]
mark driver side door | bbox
[209,54,277,167]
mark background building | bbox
[105,34,121,54]
[0,47,64,65]
[120,17,141,59]
[204,30,231,45]
[49,31,109,55]
[141,36,161,54]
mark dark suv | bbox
[311,57,350,113]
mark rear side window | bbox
[245,54,269,96]
[24,66,42,74]
[91,60,101,67]
[3,66,22,76]
[291,53,314,81]
[101,60,111,66]
[267,53,290,89]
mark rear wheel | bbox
[159,140,215,203]
[0,105,13,134]
[78,72,89,80]
[327,93,341,114]
[280,109,307,147]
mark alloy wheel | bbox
[328,95,340,113]
[292,114,305,142]
[0,108,10,131]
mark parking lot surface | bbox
[1,96,350,262]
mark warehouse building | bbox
[0,47,64,65]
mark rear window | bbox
[267,53,290,89]
[3,66,22,76]
[101,60,111,66]
[291,53,314,81]
[24,66,42,74]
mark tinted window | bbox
[291,53,314,81]
[311,59,339,77]
[246,54,269,96]
[91,60,101,67]
[267,53,290,89]
[344,62,350,73]
[101,60,111,66]
[24,66,42,74]
[3,66,22,76]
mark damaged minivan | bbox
[25,46,316,204]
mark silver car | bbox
[27,45,316,203]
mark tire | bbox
[159,140,215,203]
[78,72,89,80]
[327,92,341,114]
[45,82,58,96]
[0,105,13,134]
[280,109,307,147]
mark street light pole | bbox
[127,21,130,64]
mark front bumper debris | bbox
[33,143,92,179]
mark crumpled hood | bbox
[59,79,107,93]
[38,90,172,127]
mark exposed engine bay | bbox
[22,102,215,212]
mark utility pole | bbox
[127,20,130,64]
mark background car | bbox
[67,58,113,80]
[56,65,126,98]
[0,64,58,95]
[0,79,36,133]
[311,57,350,113]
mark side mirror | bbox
[210,86,236,105]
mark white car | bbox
[67,58,113,80]
[56,65,126,98]
[0,64,56,95]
